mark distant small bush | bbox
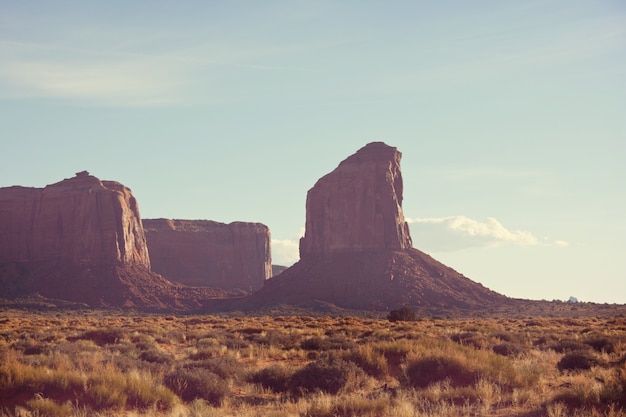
[79,328,125,346]
[405,355,476,388]
[557,352,601,372]
[251,365,292,393]
[387,307,417,322]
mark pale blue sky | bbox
[1,1,624,303]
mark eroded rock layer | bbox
[143,219,271,292]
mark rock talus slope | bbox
[143,219,271,291]
[245,142,512,311]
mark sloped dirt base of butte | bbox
[244,248,513,311]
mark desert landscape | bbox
[1,142,625,416]
[1,308,625,417]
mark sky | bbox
[1,1,624,304]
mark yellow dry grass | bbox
[0,308,624,417]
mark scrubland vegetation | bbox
[1,308,625,417]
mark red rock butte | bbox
[143,218,271,292]
[242,142,513,311]
[0,171,226,310]
[300,142,412,258]
[0,171,150,268]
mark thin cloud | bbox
[406,215,568,252]
[0,37,317,107]
[0,59,188,107]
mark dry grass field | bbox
[1,307,625,417]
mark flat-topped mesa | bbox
[299,142,412,259]
[0,171,150,268]
[142,219,271,292]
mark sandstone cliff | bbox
[0,171,150,267]
[143,219,271,292]
[0,172,226,310]
[300,142,412,258]
[241,142,513,311]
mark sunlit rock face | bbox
[0,171,150,267]
[143,219,271,292]
[299,142,412,259]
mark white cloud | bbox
[271,238,300,266]
[406,215,568,252]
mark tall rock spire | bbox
[299,142,412,259]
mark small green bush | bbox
[387,307,417,322]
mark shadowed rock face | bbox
[300,142,412,259]
[0,172,226,310]
[143,219,271,292]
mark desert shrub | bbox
[387,307,417,322]
[289,357,365,397]
[78,328,125,345]
[164,368,230,406]
[450,332,489,349]
[252,330,301,350]
[491,331,518,343]
[26,396,72,417]
[584,336,616,354]
[376,340,413,368]
[140,348,173,364]
[557,351,601,372]
[343,345,388,378]
[190,357,248,382]
[250,364,292,393]
[549,339,590,353]
[304,395,391,417]
[404,355,476,388]
[493,342,523,357]
[301,336,330,351]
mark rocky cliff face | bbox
[241,142,513,312]
[300,142,412,259]
[0,171,150,268]
[143,219,271,292]
[0,172,226,310]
